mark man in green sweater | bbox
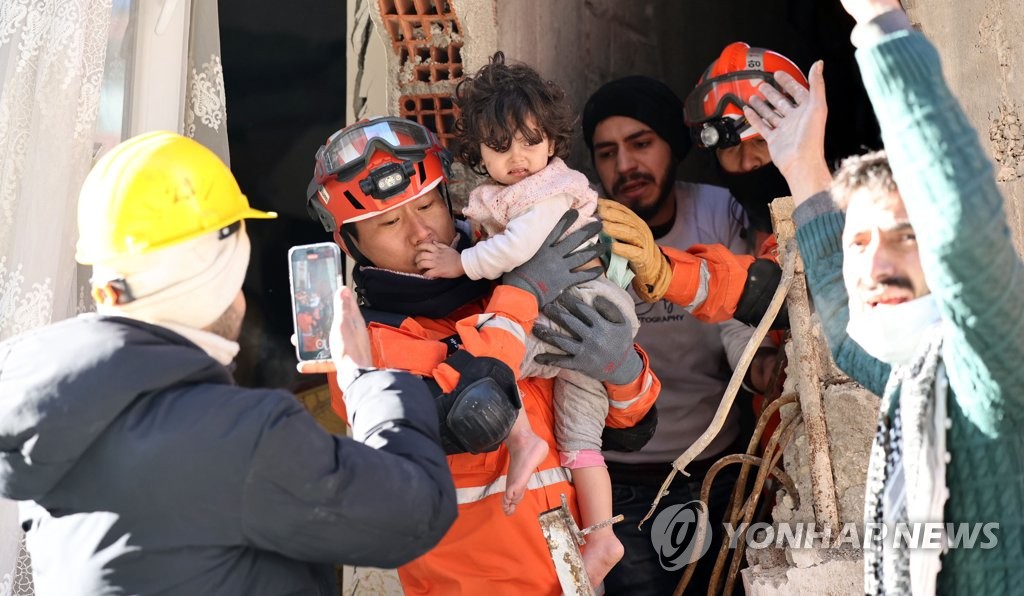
[742,0,1024,593]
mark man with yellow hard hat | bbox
[0,131,457,594]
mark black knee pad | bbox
[436,354,521,455]
[734,258,789,330]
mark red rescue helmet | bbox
[684,42,808,150]
[306,117,453,261]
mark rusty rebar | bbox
[667,415,802,596]
[707,411,803,596]
[640,249,798,529]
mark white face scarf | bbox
[94,226,251,331]
[847,294,941,365]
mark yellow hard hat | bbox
[76,131,277,265]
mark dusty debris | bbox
[990,102,1024,182]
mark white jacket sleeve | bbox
[461,194,575,280]
[718,318,774,372]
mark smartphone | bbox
[288,242,341,362]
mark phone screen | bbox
[288,242,341,362]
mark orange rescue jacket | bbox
[661,234,779,323]
[329,285,660,594]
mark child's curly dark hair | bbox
[453,51,577,176]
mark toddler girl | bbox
[417,52,638,588]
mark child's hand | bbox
[416,241,466,279]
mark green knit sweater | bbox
[795,30,1024,594]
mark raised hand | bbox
[743,61,833,204]
[839,0,904,25]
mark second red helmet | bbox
[685,42,808,150]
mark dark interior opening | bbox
[219,0,347,391]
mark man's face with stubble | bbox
[591,116,677,227]
[842,188,930,321]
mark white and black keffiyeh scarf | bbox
[863,330,949,596]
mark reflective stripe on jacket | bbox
[330,284,660,594]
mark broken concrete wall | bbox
[742,337,877,596]
[347,0,390,124]
[902,0,1024,252]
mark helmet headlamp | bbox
[693,118,745,150]
[358,161,417,200]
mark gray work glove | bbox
[502,209,605,308]
[533,293,643,385]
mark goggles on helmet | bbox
[313,117,436,189]
[305,117,453,267]
[684,70,782,149]
[684,70,781,124]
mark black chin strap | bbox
[340,224,372,269]
[440,182,455,218]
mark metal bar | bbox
[773,197,840,533]
[538,496,596,596]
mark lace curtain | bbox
[1,1,225,592]
[0,502,30,596]
[0,0,110,338]
[185,0,228,163]
[0,1,114,594]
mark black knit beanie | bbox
[582,75,691,161]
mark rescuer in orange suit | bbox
[301,117,662,594]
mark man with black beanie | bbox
[583,76,779,595]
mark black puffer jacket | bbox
[0,315,456,595]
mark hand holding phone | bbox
[329,287,373,383]
[289,242,341,362]
[293,287,374,377]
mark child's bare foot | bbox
[582,527,624,589]
[502,430,548,515]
